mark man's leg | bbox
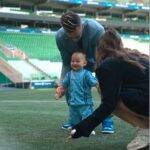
[101,116,115,134]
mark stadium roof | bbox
[99,5,149,16]
[69,2,109,13]
[126,6,149,16]
[0,0,149,17]
[38,0,81,10]
[0,0,47,6]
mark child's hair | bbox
[60,11,81,33]
[72,51,86,60]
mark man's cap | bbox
[60,12,81,32]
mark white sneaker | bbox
[91,131,96,135]
[127,128,149,150]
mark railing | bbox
[25,59,52,80]
[0,58,23,83]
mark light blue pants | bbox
[65,93,114,130]
[68,105,94,126]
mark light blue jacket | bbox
[61,69,98,106]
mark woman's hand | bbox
[70,110,102,138]
[71,122,93,138]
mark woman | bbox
[71,28,149,150]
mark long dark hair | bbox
[96,28,149,70]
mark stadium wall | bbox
[0,11,149,33]
[0,72,11,84]
[0,58,23,83]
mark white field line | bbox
[0,100,100,104]
[0,100,66,103]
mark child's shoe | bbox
[61,124,72,130]
[101,117,114,134]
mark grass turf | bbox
[0,88,136,150]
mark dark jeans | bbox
[120,88,149,117]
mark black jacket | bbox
[73,56,149,138]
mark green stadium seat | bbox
[0,32,61,61]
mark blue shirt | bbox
[56,19,105,72]
[61,69,98,106]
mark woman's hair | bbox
[96,28,149,70]
[60,11,81,33]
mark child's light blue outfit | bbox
[61,69,97,126]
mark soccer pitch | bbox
[0,88,136,150]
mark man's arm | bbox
[55,30,71,83]
[91,21,105,51]
[60,65,70,82]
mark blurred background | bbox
[0,0,149,89]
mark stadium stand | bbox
[0,58,23,83]
[0,0,149,87]
[0,31,60,61]
[0,1,149,32]
[0,26,63,87]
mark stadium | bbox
[0,0,149,150]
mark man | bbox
[55,11,114,133]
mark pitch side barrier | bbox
[2,80,57,89]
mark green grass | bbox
[0,88,136,150]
